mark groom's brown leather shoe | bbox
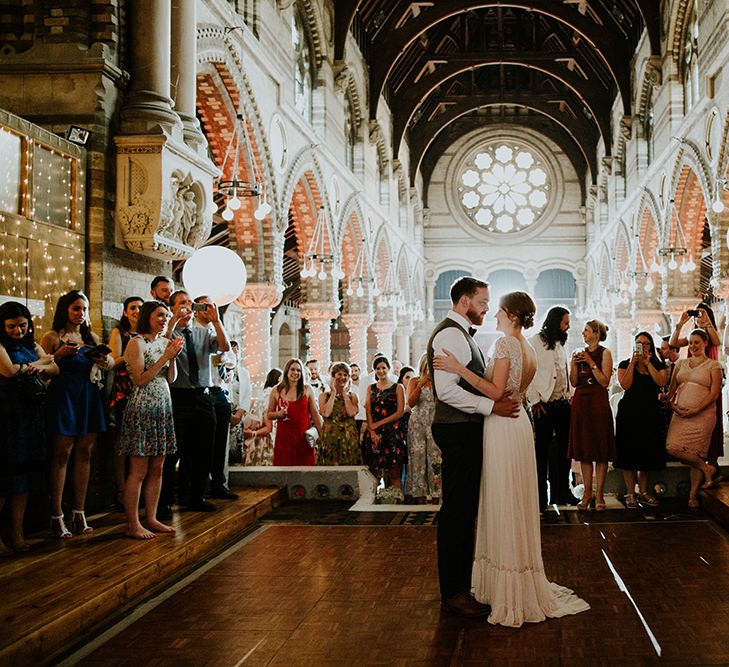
[441,592,490,618]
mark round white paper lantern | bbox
[182,246,247,306]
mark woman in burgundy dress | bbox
[362,355,406,487]
[568,320,616,511]
[267,358,322,466]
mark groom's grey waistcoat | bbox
[427,318,486,424]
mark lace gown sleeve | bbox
[492,336,521,397]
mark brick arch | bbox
[287,171,332,263]
[195,61,274,283]
[280,148,330,231]
[339,213,368,278]
[613,227,631,276]
[637,206,660,266]
[599,246,612,290]
[411,262,425,304]
[373,229,393,291]
[396,249,411,300]
[670,164,706,263]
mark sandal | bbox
[595,498,606,512]
[577,496,593,511]
[624,494,638,509]
[639,493,659,507]
[688,499,700,510]
[70,510,93,535]
[50,515,72,539]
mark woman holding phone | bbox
[614,332,668,508]
[42,290,113,537]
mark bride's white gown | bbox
[471,335,590,627]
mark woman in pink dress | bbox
[666,329,722,508]
[267,358,322,466]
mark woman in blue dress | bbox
[0,302,58,553]
[119,301,182,539]
[41,290,113,538]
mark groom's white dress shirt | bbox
[431,310,494,417]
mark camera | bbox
[687,309,700,317]
[191,303,208,312]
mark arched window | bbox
[682,0,699,113]
[344,94,357,171]
[291,8,312,121]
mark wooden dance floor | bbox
[76,513,729,665]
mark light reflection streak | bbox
[601,549,662,657]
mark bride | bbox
[434,291,589,627]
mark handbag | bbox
[304,426,319,448]
[16,372,47,402]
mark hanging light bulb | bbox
[628,278,638,295]
[712,196,725,214]
[222,208,234,221]
[649,258,660,273]
[346,284,354,296]
[372,285,380,296]
[687,257,696,271]
[679,260,689,273]
[228,195,241,211]
[668,255,678,270]
[318,268,327,280]
[355,285,364,297]
[255,192,272,220]
[644,275,654,292]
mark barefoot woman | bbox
[119,301,183,539]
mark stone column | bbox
[370,320,396,360]
[171,0,204,147]
[300,302,340,369]
[341,312,372,369]
[234,284,281,383]
[121,0,180,133]
[410,327,427,365]
[425,280,436,321]
[613,315,636,363]
[395,321,413,366]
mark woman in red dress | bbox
[267,358,322,465]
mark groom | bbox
[427,276,519,618]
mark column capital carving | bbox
[370,320,397,335]
[300,302,340,321]
[235,284,282,309]
[341,312,373,329]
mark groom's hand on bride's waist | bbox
[492,393,520,418]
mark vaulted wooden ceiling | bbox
[335,1,659,196]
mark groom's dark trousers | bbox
[432,420,483,598]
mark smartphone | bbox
[191,303,207,312]
[687,309,700,317]
[634,342,643,354]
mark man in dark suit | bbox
[427,276,518,618]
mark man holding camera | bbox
[158,290,230,519]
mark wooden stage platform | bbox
[0,486,285,667]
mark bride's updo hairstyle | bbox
[586,319,609,342]
[500,291,536,329]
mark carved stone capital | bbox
[276,0,296,9]
[115,133,219,260]
[333,62,350,92]
[235,284,282,310]
[601,156,613,175]
[645,56,662,87]
[620,116,633,142]
[341,312,373,331]
[368,120,381,145]
[370,320,397,335]
[300,302,340,322]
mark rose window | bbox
[458,143,550,233]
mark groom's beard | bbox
[466,306,485,326]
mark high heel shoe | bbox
[51,515,72,539]
[70,510,93,535]
[577,496,593,511]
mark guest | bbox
[227,341,252,465]
[350,362,367,437]
[404,354,441,503]
[666,329,722,508]
[614,332,668,508]
[150,276,174,305]
[160,290,230,518]
[658,336,682,436]
[317,362,360,465]
[0,302,58,553]
[669,304,723,481]
[42,290,113,537]
[193,296,238,500]
[305,359,328,397]
[399,366,414,388]
[268,358,321,465]
[567,319,615,511]
[243,368,280,465]
[526,306,578,510]
[107,296,144,510]
[119,301,183,539]
[362,355,406,487]
[398,365,415,444]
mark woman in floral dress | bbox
[108,296,143,509]
[119,301,183,539]
[405,355,441,502]
[318,362,361,465]
[362,355,406,487]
